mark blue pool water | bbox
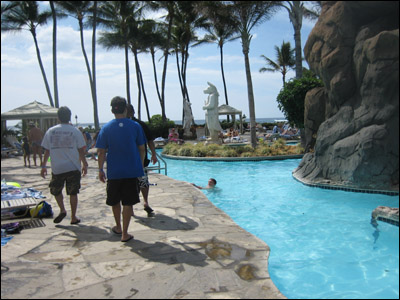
[158,153,399,299]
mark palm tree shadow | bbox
[133,214,199,231]
[127,239,208,267]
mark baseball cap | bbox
[111,96,127,114]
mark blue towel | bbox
[1,236,13,247]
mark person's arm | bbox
[40,149,50,178]
[191,183,204,189]
[138,144,145,168]
[97,148,107,183]
[78,146,88,176]
[148,140,158,164]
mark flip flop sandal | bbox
[70,219,81,225]
[121,235,134,242]
[53,212,66,224]
[112,227,122,235]
[144,206,155,217]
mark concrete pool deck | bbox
[1,156,285,299]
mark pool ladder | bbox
[146,148,167,175]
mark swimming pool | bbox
[158,152,399,299]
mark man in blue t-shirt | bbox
[96,96,146,242]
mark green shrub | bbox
[276,76,323,128]
[146,114,176,138]
[255,146,272,156]
[178,146,192,157]
[272,138,286,149]
[193,148,206,157]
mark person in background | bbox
[41,106,88,225]
[22,136,31,168]
[84,130,93,153]
[28,122,44,167]
[127,104,158,217]
[96,96,146,242]
[168,128,179,142]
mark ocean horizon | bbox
[6,117,287,130]
[77,117,287,128]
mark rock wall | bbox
[294,1,399,191]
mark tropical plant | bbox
[146,114,175,138]
[170,2,210,124]
[98,1,135,106]
[1,1,54,107]
[276,75,323,130]
[57,1,100,129]
[49,1,66,108]
[229,1,280,148]
[162,139,304,158]
[146,1,176,123]
[259,40,295,87]
[196,1,240,116]
[278,1,320,78]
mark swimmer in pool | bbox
[191,178,217,190]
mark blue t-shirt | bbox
[95,118,146,179]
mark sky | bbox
[1,3,318,126]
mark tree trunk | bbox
[220,44,230,122]
[32,30,54,107]
[133,50,142,120]
[125,44,131,105]
[160,8,174,123]
[151,48,162,105]
[50,1,59,108]
[242,36,257,148]
[294,25,302,78]
[91,1,99,130]
[79,19,95,127]
[137,60,151,122]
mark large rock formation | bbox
[294,1,399,191]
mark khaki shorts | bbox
[49,170,81,196]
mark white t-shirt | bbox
[41,124,86,175]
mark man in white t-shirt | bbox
[41,106,88,225]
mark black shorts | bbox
[106,178,140,206]
[49,170,81,196]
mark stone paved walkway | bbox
[1,156,285,299]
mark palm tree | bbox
[2,1,54,107]
[230,1,280,148]
[278,1,319,78]
[49,1,67,108]
[57,1,99,129]
[140,19,165,118]
[197,2,240,121]
[259,41,295,86]
[146,1,176,123]
[97,1,143,108]
[171,2,210,124]
[127,19,153,121]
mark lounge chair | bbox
[3,135,23,156]
[154,137,167,148]
[1,197,39,220]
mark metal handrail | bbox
[145,148,167,175]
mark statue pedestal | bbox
[205,138,222,145]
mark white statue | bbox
[203,82,222,142]
[183,98,194,136]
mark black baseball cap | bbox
[110,96,127,114]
